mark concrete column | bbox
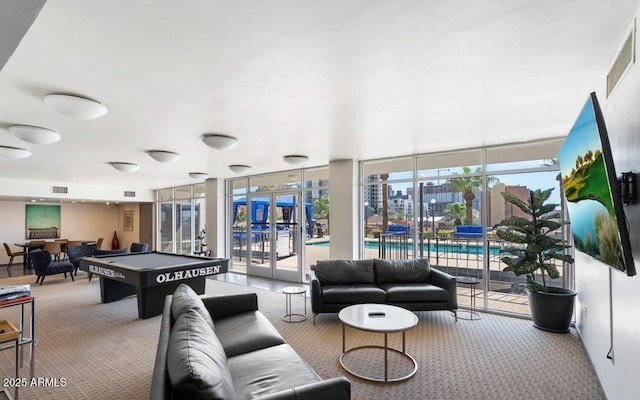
[328,159,359,259]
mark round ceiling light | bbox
[43,94,108,119]
[283,154,309,165]
[189,172,209,180]
[0,145,32,159]
[9,125,61,145]
[228,164,252,174]
[109,162,140,172]
[147,150,180,163]
[202,134,238,150]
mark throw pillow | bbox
[167,308,236,400]
[171,283,215,331]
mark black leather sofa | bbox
[311,258,457,324]
[150,284,351,400]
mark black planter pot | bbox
[527,287,576,333]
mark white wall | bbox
[575,12,640,400]
[0,200,138,265]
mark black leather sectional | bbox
[310,258,458,324]
[150,284,351,400]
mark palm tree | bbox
[448,166,497,225]
[444,202,466,226]
[381,173,389,232]
[448,167,482,225]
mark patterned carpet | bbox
[0,274,604,400]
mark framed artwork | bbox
[124,210,134,231]
[25,204,61,239]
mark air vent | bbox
[124,191,136,198]
[607,23,635,98]
[52,186,68,194]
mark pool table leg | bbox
[100,277,136,303]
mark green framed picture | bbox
[25,204,61,239]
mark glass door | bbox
[246,191,304,282]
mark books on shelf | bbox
[0,291,30,302]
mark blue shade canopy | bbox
[232,196,314,236]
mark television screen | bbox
[558,92,635,276]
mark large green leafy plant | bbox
[495,188,574,292]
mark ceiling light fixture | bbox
[189,172,209,180]
[42,94,108,119]
[283,154,309,165]
[109,162,140,172]
[0,145,32,159]
[202,134,238,150]
[9,125,61,145]
[147,150,180,163]
[228,164,252,174]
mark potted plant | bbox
[495,188,576,333]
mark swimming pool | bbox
[308,240,503,256]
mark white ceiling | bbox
[1,0,638,200]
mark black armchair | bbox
[29,249,75,285]
[67,244,97,276]
[130,242,149,252]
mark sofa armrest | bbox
[149,298,173,400]
[256,377,351,400]
[201,293,259,320]
[429,267,458,310]
[310,270,324,314]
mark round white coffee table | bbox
[338,304,418,382]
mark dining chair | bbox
[43,241,62,261]
[3,243,25,277]
[55,238,68,259]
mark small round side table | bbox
[456,276,482,321]
[281,286,307,323]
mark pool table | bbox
[78,251,229,319]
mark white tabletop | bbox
[338,304,418,333]
[281,286,306,295]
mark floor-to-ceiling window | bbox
[360,140,567,317]
[155,183,206,254]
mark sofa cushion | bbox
[374,258,431,284]
[322,284,387,304]
[380,283,450,303]
[167,308,236,400]
[214,311,285,358]
[228,343,320,400]
[315,259,375,285]
[171,284,215,331]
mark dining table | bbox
[14,240,96,270]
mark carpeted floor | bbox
[0,274,604,400]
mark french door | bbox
[246,191,304,282]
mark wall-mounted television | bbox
[558,92,636,276]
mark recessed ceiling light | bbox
[9,125,61,145]
[189,172,209,180]
[109,162,140,172]
[228,164,252,174]
[0,145,32,159]
[43,93,108,119]
[283,154,309,165]
[147,150,180,163]
[202,134,238,150]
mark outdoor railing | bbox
[378,232,409,259]
[377,234,566,292]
